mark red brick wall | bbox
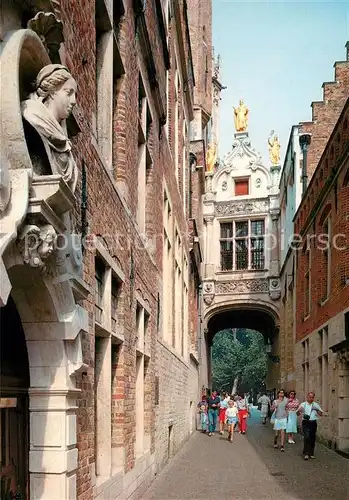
[295,99,349,342]
[300,45,349,182]
[52,0,196,498]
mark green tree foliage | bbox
[212,328,267,394]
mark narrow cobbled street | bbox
[144,410,349,500]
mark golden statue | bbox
[268,130,281,165]
[206,141,217,172]
[233,99,249,132]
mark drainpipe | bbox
[189,152,196,219]
[299,133,311,197]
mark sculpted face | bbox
[50,77,77,121]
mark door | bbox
[0,296,29,499]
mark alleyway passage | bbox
[144,410,349,500]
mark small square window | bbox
[234,179,249,196]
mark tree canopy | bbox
[212,328,267,395]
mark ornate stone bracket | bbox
[269,277,281,301]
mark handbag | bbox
[303,403,313,421]
[270,410,276,425]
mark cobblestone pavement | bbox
[143,409,349,500]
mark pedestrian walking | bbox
[258,392,271,424]
[237,394,250,435]
[198,395,208,433]
[285,390,300,443]
[271,389,288,451]
[218,391,229,435]
[207,391,220,436]
[297,391,323,460]
[225,399,239,443]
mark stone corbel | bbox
[269,277,281,301]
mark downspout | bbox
[299,133,311,197]
[189,152,196,219]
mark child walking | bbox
[198,396,208,432]
[225,399,238,442]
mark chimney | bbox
[299,133,312,197]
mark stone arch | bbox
[201,300,280,392]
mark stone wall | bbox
[294,308,349,448]
[155,340,198,470]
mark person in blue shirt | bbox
[297,391,323,460]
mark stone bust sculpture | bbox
[21,64,78,192]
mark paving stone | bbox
[143,410,349,500]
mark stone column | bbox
[25,312,87,500]
[204,216,214,279]
[269,211,280,277]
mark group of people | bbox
[198,391,251,442]
[258,390,323,460]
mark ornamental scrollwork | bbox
[215,199,269,216]
[215,279,269,294]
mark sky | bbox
[212,0,349,165]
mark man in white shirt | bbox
[297,391,323,460]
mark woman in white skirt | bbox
[286,390,300,443]
[271,389,288,451]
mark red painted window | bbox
[235,179,249,196]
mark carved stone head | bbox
[33,64,77,122]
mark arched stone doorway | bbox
[201,302,280,395]
[0,296,30,499]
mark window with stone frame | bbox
[303,241,311,318]
[111,275,122,334]
[302,338,310,395]
[317,326,329,411]
[95,257,106,324]
[220,219,265,271]
[95,0,125,168]
[322,215,331,302]
[137,73,153,233]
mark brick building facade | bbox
[0,0,211,499]
[293,97,349,452]
[278,43,349,397]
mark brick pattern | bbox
[49,0,205,498]
[299,45,349,182]
[295,99,349,342]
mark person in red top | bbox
[237,394,250,434]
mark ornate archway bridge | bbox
[200,106,281,393]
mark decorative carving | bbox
[255,177,261,188]
[18,223,57,271]
[204,295,214,305]
[28,12,64,63]
[203,282,214,294]
[21,64,78,192]
[269,277,281,301]
[338,350,349,365]
[215,199,268,216]
[233,99,248,132]
[221,180,227,191]
[213,86,220,106]
[222,134,262,171]
[215,279,269,294]
[268,130,281,165]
